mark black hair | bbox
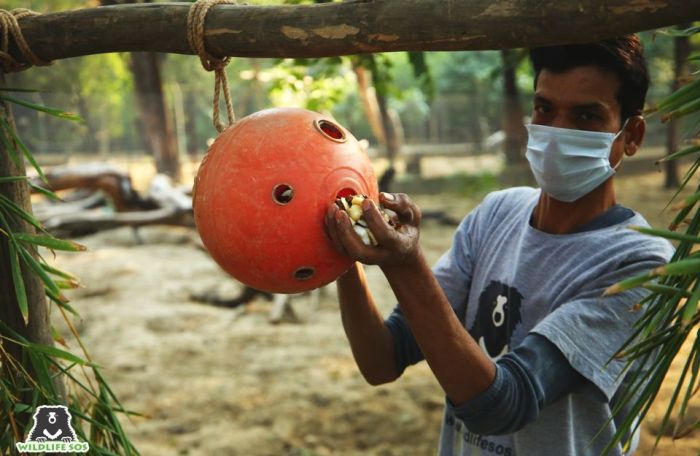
[530,35,649,124]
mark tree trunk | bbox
[353,65,386,147]
[129,53,181,180]
[501,49,526,165]
[665,24,691,189]
[7,1,700,64]
[184,90,200,157]
[0,76,66,430]
[101,0,181,181]
[376,92,400,168]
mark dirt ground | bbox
[46,152,700,456]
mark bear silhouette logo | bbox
[15,405,89,453]
[26,405,77,443]
[468,281,523,361]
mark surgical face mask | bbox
[524,122,627,203]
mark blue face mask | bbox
[525,123,627,203]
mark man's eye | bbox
[579,112,600,122]
[534,105,550,114]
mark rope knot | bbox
[0,8,51,73]
[187,0,238,132]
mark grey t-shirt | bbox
[412,187,673,456]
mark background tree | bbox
[664,24,693,188]
[100,0,181,181]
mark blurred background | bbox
[3,1,699,454]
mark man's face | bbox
[531,65,626,167]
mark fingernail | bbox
[381,192,395,200]
[362,199,373,211]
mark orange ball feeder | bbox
[193,108,379,294]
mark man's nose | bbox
[549,115,576,130]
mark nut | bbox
[335,193,396,246]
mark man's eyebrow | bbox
[572,102,609,112]
[533,95,550,104]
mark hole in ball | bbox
[315,119,346,142]
[336,188,357,200]
[273,184,294,205]
[294,267,315,281]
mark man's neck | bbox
[531,180,616,234]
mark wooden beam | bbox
[8,0,700,64]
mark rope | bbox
[187,0,238,133]
[0,8,51,73]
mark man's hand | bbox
[325,192,422,268]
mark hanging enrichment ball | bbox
[193,108,379,294]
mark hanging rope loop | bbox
[0,8,51,73]
[187,0,238,132]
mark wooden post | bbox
[0,75,66,418]
[6,1,700,63]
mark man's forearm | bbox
[337,262,398,385]
[381,250,496,404]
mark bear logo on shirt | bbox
[26,405,77,443]
[468,280,523,360]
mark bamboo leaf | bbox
[7,241,28,325]
[0,117,47,184]
[681,292,699,326]
[0,95,83,122]
[674,332,700,436]
[0,176,26,183]
[657,144,700,164]
[629,224,700,243]
[0,122,21,168]
[55,279,80,289]
[14,233,87,252]
[50,325,68,348]
[603,272,655,296]
[654,258,700,276]
[17,245,62,299]
[657,76,700,111]
[28,182,62,202]
[26,342,88,366]
[0,194,46,233]
[42,263,78,282]
[643,283,692,298]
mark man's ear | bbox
[624,115,646,157]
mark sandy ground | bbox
[45,153,700,456]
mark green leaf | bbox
[26,342,88,366]
[42,262,78,281]
[656,144,700,164]
[0,117,48,184]
[629,225,700,244]
[681,291,700,326]
[0,176,26,183]
[50,325,67,348]
[656,77,700,111]
[655,258,700,276]
[17,246,62,299]
[0,95,83,122]
[0,122,21,168]
[14,233,87,252]
[603,271,654,296]
[28,182,62,202]
[8,241,28,325]
[0,194,46,233]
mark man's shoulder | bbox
[612,212,675,262]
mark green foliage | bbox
[0,90,139,455]
[603,27,700,454]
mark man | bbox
[325,35,674,455]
